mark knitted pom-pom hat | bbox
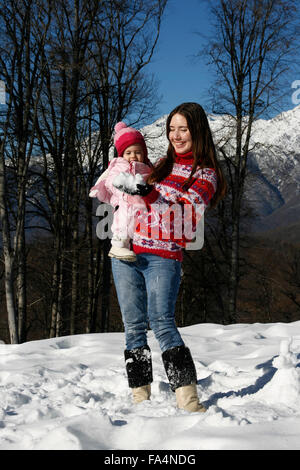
[114,122,148,160]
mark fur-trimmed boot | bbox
[162,345,206,413]
[175,384,206,412]
[124,345,153,404]
[132,384,151,404]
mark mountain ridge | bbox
[141,105,300,240]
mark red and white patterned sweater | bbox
[132,151,217,261]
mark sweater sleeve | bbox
[142,167,217,245]
[144,167,217,208]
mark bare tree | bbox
[200,0,298,322]
[0,0,166,341]
[0,0,51,343]
[80,0,167,332]
[280,245,300,312]
[29,0,167,336]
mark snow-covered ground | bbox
[0,321,300,450]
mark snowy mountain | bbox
[247,107,300,237]
[142,105,300,241]
[16,105,300,242]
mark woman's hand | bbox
[133,183,153,196]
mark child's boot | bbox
[108,245,136,261]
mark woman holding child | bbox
[90,102,226,412]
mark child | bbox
[89,122,152,261]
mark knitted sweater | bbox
[132,151,217,261]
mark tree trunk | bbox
[17,232,27,343]
[100,238,111,333]
[227,216,240,323]
[0,148,18,344]
[70,224,79,336]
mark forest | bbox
[0,0,299,344]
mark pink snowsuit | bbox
[89,157,152,241]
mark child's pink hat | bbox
[114,122,148,160]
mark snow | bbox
[113,172,145,193]
[1,321,300,450]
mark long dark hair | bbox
[147,102,227,208]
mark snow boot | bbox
[162,345,206,413]
[175,384,206,412]
[108,245,137,262]
[132,384,151,404]
[124,345,153,403]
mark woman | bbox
[111,102,227,412]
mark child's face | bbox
[123,144,144,162]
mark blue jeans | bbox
[111,254,184,353]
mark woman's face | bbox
[168,113,193,154]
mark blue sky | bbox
[146,0,298,124]
[147,0,213,121]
